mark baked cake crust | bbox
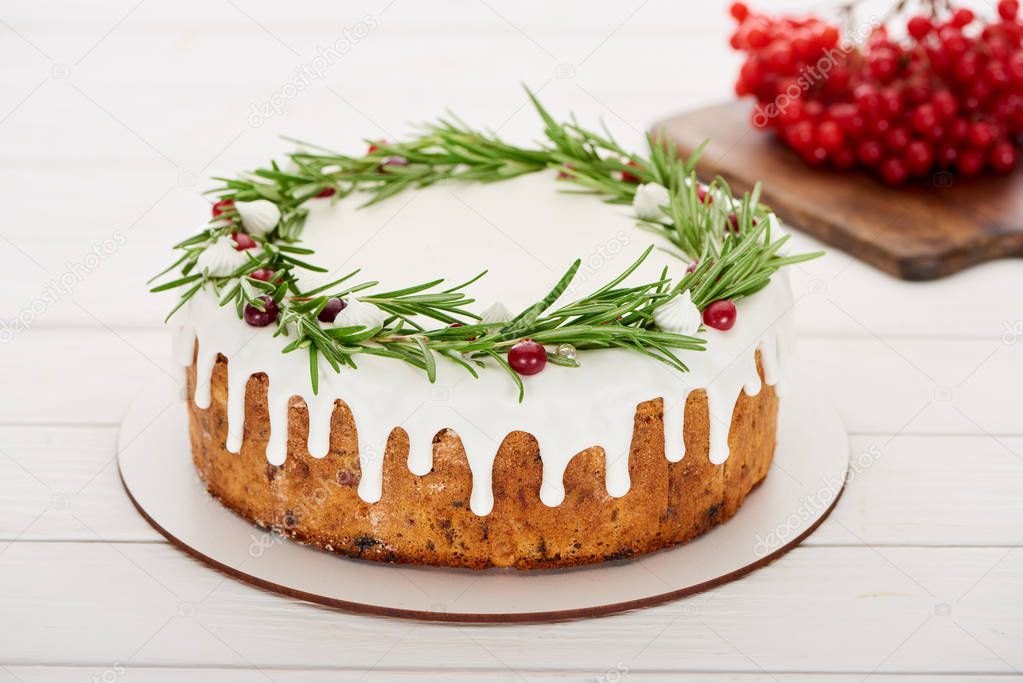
[186,350,778,570]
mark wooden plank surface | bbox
[0,543,1020,673]
[3,0,1022,678]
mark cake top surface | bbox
[299,172,672,313]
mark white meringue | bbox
[653,289,702,336]
[480,301,512,324]
[196,236,248,277]
[235,199,281,237]
[332,298,389,330]
[632,183,671,222]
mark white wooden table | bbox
[2,1,1021,680]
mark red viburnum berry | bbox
[317,297,347,323]
[244,296,279,327]
[212,199,234,218]
[508,339,547,376]
[231,232,257,251]
[620,160,642,183]
[703,300,737,331]
[730,2,749,22]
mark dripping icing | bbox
[175,270,794,516]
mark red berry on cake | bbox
[508,339,547,375]
[212,199,234,217]
[249,268,277,282]
[244,296,279,327]
[620,160,642,183]
[316,187,337,198]
[703,300,737,330]
[317,297,347,323]
[230,232,257,251]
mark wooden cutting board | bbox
[652,101,1023,280]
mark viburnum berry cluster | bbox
[729,0,1023,183]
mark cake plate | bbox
[119,365,848,623]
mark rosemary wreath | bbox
[150,89,820,399]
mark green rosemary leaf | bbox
[150,273,203,293]
[162,281,203,322]
[299,269,362,297]
[504,259,580,337]
[308,346,319,395]
[413,335,437,383]
[280,254,328,272]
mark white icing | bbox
[235,199,281,237]
[632,182,670,222]
[653,289,702,336]
[195,236,248,277]
[176,173,796,516]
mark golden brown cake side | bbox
[187,351,778,569]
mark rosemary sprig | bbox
[150,88,821,398]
